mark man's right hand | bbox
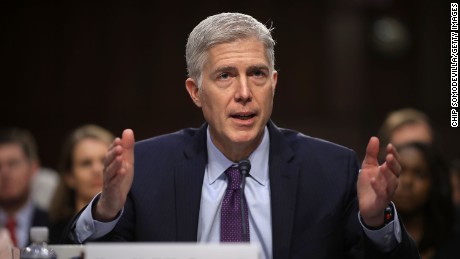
[94,129,135,222]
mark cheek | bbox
[201,93,227,122]
[13,172,32,186]
[73,169,92,185]
[259,88,275,107]
[414,181,431,200]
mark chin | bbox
[230,131,260,145]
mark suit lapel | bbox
[174,124,208,241]
[173,121,300,256]
[268,122,299,259]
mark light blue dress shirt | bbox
[76,125,401,259]
[197,126,272,259]
[0,200,34,248]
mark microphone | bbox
[238,159,251,241]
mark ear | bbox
[272,70,278,92]
[30,159,39,177]
[185,78,202,108]
[64,172,75,189]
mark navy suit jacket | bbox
[64,121,419,258]
[25,206,50,245]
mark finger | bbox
[108,137,121,151]
[121,129,135,164]
[379,163,399,196]
[104,145,123,168]
[370,180,392,209]
[386,153,402,177]
[362,136,380,167]
[387,143,401,164]
[104,155,123,181]
[370,168,395,206]
[110,166,129,185]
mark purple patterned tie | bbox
[221,166,250,242]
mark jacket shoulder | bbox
[135,127,200,150]
[277,127,356,158]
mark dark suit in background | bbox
[30,206,50,245]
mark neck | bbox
[0,194,29,216]
[211,131,264,162]
[220,144,258,162]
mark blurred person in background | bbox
[450,160,460,209]
[49,125,114,243]
[31,167,59,212]
[0,128,50,248]
[393,142,459,259]
[449,159,460,232]
[379,108,460,231]
[379,108,433,148]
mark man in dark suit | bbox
[65,13,419,258]
[0,128,50,248]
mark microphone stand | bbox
[238,160,251,241]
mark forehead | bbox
[74,138,107,152]
[204,38,269,70]
[391,122,432,145]
[0,142,26,160]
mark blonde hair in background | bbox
[49,125,114,223]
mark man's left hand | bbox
[357,137,401,228]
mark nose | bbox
[399,172,413,189]
[93,160,104,176]
[234,76,252,104]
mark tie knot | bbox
[224,166,242,190]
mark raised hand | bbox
[357,137,401,227]
[95,129,135,221]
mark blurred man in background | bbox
[0,128,50,248]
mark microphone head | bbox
[238,159,251,175]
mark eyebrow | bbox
[212,66,238,76]
[211,64,270,76]
[247,65,270,73]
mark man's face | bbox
[0,143,37,205]
[186,37,277,161]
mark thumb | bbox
[362,136,380,167]
[121,129,135,164]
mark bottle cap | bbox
[30,227,49,242]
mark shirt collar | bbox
[16,200,34,230]
[0,199,34,228]
[206,126,270,186]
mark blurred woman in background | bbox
[394,142,458,259]
[49,125,114,243]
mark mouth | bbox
[230,112,256,120]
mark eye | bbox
[217,72,231,80]
[252,70,266,78]
[7,159,22,170]
[79,159,92,168]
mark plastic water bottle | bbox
[21,227,57,259]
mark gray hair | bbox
[186,13,275,87]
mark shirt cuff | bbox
[358,202,402,253]
[75,193,123,242]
